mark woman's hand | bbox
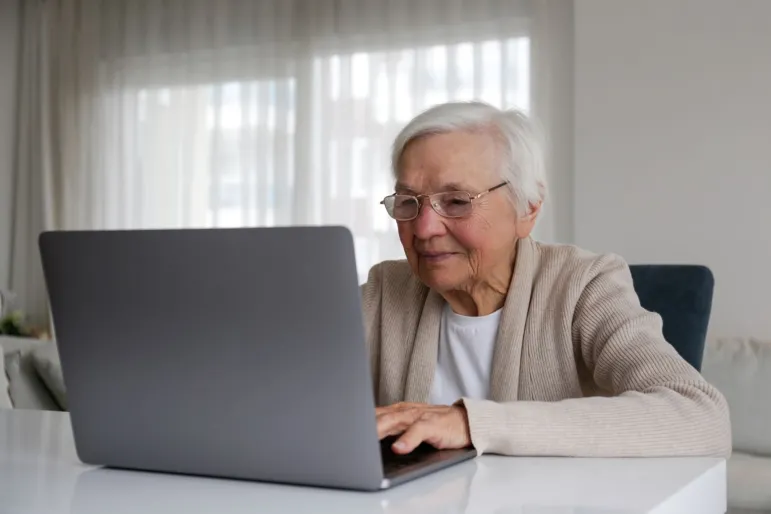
[376,402,472,454]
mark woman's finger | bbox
[391,418,435,454]
[375,402,425,416]
[376,408,422,439]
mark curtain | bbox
[9,0,55,328]
[11,0,546,325]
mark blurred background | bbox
[0,0,769,343]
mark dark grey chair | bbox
[628,265,715,371]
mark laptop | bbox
[38,226,476,491]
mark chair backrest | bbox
[628,265,714,371]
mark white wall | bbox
[574,0,771,338]
[532,0,575,245]
[0,0,19,289]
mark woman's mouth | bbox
[419,252,455,263]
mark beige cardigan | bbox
[361,237,731,457]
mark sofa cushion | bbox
[702,337,771,456]
[4,351,60,411]
[1,345,11,408]
[30,343,67,410]
[0,335,48,357]
[728,451,771,511]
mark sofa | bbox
[702,337,771,514]
[1,335,67,411]
[2,334,770,512]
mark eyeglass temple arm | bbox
[473,181,508,199]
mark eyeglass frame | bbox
[380,181,509,221]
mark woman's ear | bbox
[526,201,542,221]
[514,201,542,238]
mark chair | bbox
[628,265,714,371]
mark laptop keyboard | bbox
[380,437,438,475]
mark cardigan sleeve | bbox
[460,254,732,457]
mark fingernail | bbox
[393,442,405,451]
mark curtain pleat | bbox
[9,0,540,326]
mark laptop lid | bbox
[39,226,385,490]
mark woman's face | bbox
[395,131,536,293]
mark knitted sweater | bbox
[361,237,731,457]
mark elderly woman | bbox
[364,101,731,458]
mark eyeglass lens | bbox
[384,191,473,220]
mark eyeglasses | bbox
[380,182,508,221]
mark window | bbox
[116,37,530,282]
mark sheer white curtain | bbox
[12,0,542,323]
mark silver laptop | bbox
[38,226,476,491]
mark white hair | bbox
[391,101,547,216]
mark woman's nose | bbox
[411,197,447,239]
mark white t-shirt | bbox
[428,303,502,406]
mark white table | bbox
[1,409,726,513]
